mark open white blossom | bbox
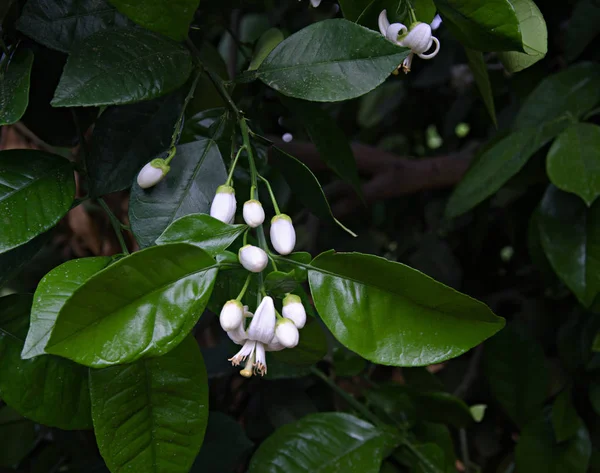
[378,9,440,73]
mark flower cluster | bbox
[209,161,306,377]
[378,9,440,74]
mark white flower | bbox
[137,160,168,189]
[275,318,299,348]
[228,321,248,345]
[219,300,244,332]
[266,333,286,352]
[310,0,321,7]
[282,294,306,329]
[231,340,269,377]
[270,214,296,255]
[243,200,265,227]
[210,185,236,224]
[378,10,440,73]
[247,296,276,344]
[238,245,268,273]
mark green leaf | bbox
[537,185,600,307]
[51,27,192,107]
[514,62,600,129]
[17,0,128,53]
[90,335,208,473]
[87,90,184,197]
[547,123,600,206]
[156,214,247,256]
[414,0,438,23]
[0,294,92,429]
[565,0,600,62]
[22,256,112,359]
[0,49,34,125]
[552,389,583,443]
[281,97,363,198]
[497,0,547,72]
[0,232,49,288]
[463,48,497,127]
[516,415,591,473]
[248,28,285,71]
[270,318,328,367]
[0,150,75,254]
[264,270,298,297]
[191,412,253,473]
[0,406,36,468]
[248,412,398,473]
[483,324,549,427]
[433,0,523,52]
[108,0,198,41]
[308,251,504,366]
[129,139,227,248]
[252,19,409,102]
[270,147,355,236]
[46,244,218,368]
[445,117,570,219]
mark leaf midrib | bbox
[0,164,62,203]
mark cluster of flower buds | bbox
[219,294,307,377]
[378,9,440,73]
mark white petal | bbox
[227,321,248,345]
[137,163,165,189]
[378,9,391,36]
[417,36,440,59]
[254,342,267,376]
[386,23,408,44]
[266,333,286,352]
[400,23,433,54]
[229,340,255,365]
[238,245,268,273]
[210,186,236,223]
[282,301,306,329]
[219,300,244,331]
[430,14,442,31]
[247,296,276,344]
[243,200,265,228]
[270,215,296,255]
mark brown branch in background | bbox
[268,136,476,218]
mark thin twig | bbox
[98,198,129,255]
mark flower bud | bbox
[266,333,285,352]
[243,200,265,228]
[247,296,276,344]
[275,318,299,348]
[219,300,244,332]
[137,159,169,189]
[282,294,306,329]
[238,245,268,273]
[270,214,296,255]
[210,185,236,224]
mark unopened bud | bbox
[243,200,265,228]
[238,245,268,273]
[282,294,306,329]
[219,300,244,332]
[210,185,236,224]
[137,159,169,189]
[275,318,299,348]
[270,214,296,255]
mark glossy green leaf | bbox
[414,0,437,23]
[17,0,128,53]
[281,97,363,198]
[0,232,49,288]
[566,0,600,62]
[516,415,591,473]
[411,422,456,473]
[547,123,600,206]
[22,256,112,359]
[248,412,398,473]
[552,389,582,443]
[483,324,549,427]
[308,251,504,366]
[252,19,409,102]
[90,335,208,473]
[445,118,569,219]
[0,406,36,468]
[464,48,497,127]
[51,27,192,107]
[514,62,600,129]
[0,49,34,125]
[270,147,355,236]
[46,244,218,368]
[108,0,198,40]
[537,186,600,307]
[338,0,435,27]
[248,28,285,71]
[264,271,298,297]
[0,150,75,254]
[156,214,247,256]
[0,294,92,429]
[270,318,328,367]
[497,0,547,72]
[87,90,184,197]
[433,0,523,52]
[130,139,227,248]
[191,412,253,473]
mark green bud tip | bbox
[271,213,292,224]
[217,184,235,194]
[150,158,170,175]
[283,294,301,305]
